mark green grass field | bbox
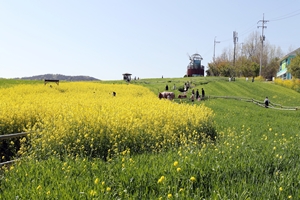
[1,77,300,199]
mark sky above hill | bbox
[1,0,300,80]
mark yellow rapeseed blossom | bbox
[157,176,166,184]
[173,161,179,167]
[94,178,99,184]
[89,190,97,196]
[190,176,196,182]
[167,193,172,198]
[177,168,181,172]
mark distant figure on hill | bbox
[196,89,199,99]
[112,91,116,96]
[165,84,169,91]
[264,97,270,108]
[190,93,195,103]
[202,88,205,98]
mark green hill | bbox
[131,76,300,139]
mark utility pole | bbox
[240,42,244,77]
[213,37,220,62]
[241,43,244,57]
[257,13,269,76]
[233,31,238,67]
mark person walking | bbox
[165,84,169,91]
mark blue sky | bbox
[1,0,300,80]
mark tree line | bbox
[206,31,300,79]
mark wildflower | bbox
[106,187,111,192]
[177,168,181,172]
[190,176,196,182]
[179,188,184,192]
[173,161,178,167]
[269,128,272,131]
[89,190,97,196]
[37,185,42,190]
[94,178,99,184]
[46,190,50,195]
[288,195,292,198]
[279,187,283,191]
[157,176,165,184]
[167,193,172,198]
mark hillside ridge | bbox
[18,74,99,81]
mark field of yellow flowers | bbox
[0,82,215,161]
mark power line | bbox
[218,24,257,43]
[269,9,300,21]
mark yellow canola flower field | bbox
[0,82,215,159]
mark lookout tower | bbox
[187,53,204,77]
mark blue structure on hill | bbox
[277,48,300,80]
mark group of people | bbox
[190,88,205,102]
[161,82,205,103]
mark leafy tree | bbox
[219,62,234,77]
[207,63,220,76]
[262,57,280,80]
[251,62,260,77]
[288,52,300,79]
[207,31,284,78]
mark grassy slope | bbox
[133,76,300,138]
